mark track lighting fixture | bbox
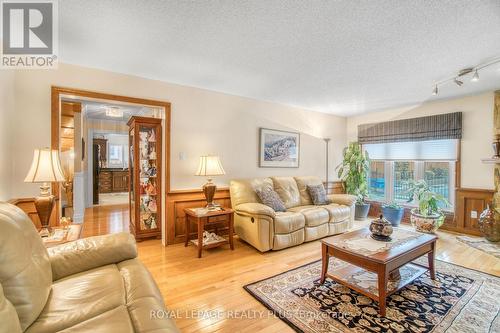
[431,58,499,96]
[471,69,479,82]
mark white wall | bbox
[347,92,495,189]
[0,71,15,201]
[11,63,346,198]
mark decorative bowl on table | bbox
[369,214,393,242]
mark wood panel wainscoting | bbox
[166,181,344,245]
[367,187,494,236]
[8,198,58,229]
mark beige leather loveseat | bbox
[230,176,356,252]
[0,202,178,333]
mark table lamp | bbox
[195,155,225,208]
[24,148,66,237]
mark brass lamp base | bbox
[202,178,217,208]
[34,184,55,237]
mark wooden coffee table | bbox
[320,227,437,316]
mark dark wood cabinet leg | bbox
[378,266,387,316]
[320,243,329,284]
[229,213,234,250]
[184,215,190,247]
[197,217,204,258]
[428,241,436,280]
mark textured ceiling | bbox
[60,1,500,116]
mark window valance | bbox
[358,112,462,144]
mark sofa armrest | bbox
[234,203,276,218]
[48,232,137,281]
[328,194,357,207]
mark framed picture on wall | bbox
[259,128,300,168]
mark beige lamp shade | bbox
[24,148,66,183]
[195,155,225,177]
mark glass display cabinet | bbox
[127,116,162,240]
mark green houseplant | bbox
[406,179,450,233]
[381,202,404,227]
[336,142,370,220]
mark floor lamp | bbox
[324,138,331,193]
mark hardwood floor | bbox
[82,204,500,332]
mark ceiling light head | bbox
[432,85,438,95]
[105,107,123,118]
[471,69,479,82]
[454,78,463,86]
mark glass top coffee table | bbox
[320,227,437,316]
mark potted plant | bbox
[381,202,405,227]
[336,142,370,220]
[406,180,450,233]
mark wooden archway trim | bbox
[50,86,171,225]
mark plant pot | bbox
[382,207,404,227]
[355,203,371,220]
[410,208,444,234]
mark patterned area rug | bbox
[244,258,500,333]
[456,236,500,259]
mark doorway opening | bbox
[51,87,170,243]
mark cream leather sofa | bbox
[0,202,179,333]
[230,176,356,252]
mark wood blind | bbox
[358,112,462,144]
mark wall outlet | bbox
[179,152,186,160]
[470,210,478,219]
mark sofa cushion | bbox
[273,229,305,250]
[255,188,286,212]
[230,178,273,206]
[294,176,323,205]
[272,177,301,208]
[26,258,179,333]
[307,184,330,205]
[287,206,329,227]
[57,306,134,333]
[25,264,125,333]
[321,204,351,222]
[0,203,52,331]
[304,223,329,241]
[274,212,305,234]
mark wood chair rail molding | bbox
[166,181,344,245]
[51,86,171,222]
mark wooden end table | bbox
[320,228,437,316]
[184,207,234,258]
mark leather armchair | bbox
[0,202,179,333]
[230,176,356,252]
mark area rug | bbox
[244,258,500,333]
[456,236,500,259]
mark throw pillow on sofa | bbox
[255,188,286,212]
[307,184,330,205]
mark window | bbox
[368,161,385,201]
[364,140,457,209]
[108,144,124,167]
[424,162,451,208]
[393,162,415,202]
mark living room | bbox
[0,2,499,333]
